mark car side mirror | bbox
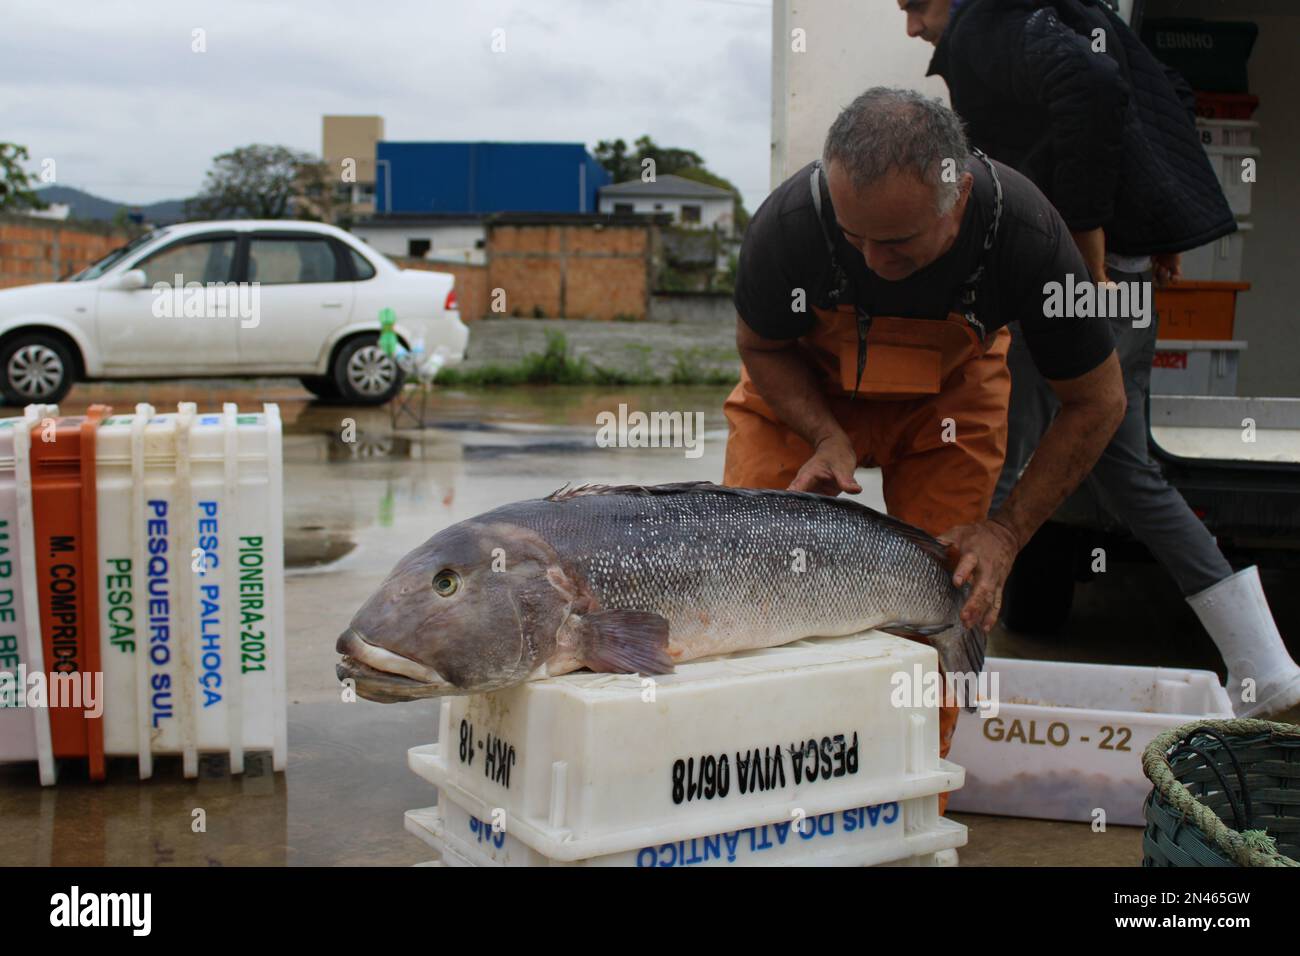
[112,269,148,291]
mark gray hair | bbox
[822,87,970,215]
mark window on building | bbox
[653,203,664,211]
[681,204,702,224]
[246,236,343,284]
[334,183,353,203]
[408,239,432,258]
[613,202,634,215]
[357,183,376,202]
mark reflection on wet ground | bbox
[0,703,439,866]
[1,379,1295,867]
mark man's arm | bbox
[942,350,1126,630]
[736,314,862,495]
[992,351,1125,546]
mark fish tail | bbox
[922,623,987,714]
[881,621,987,713]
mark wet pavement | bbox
[2,378,1295,867]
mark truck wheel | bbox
[332,335,404,405]
[1002,522,1076,634]
[0,332,76,405]
[300,375,342,401]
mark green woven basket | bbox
[1142,719,1300,867]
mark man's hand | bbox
[1069,227,1110,284]
[936,518,1021,632]
[1152,252,1182,287]
[787,433,862,496]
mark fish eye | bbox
[433,569,460,597]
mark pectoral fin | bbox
[578,610,674,676]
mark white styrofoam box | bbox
[946,658,1232,826]
[1204,144,1258,216]
[403,788,966,867]
[1179,221,1250,282]
[408,632,963,862]
[1150,339,1246,397]
[1196,118,1257,148]
[0,406,57,776]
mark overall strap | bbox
[956,147,1003,343]
[810,161,873,400]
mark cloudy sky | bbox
[3,0,773,210]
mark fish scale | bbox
[507,483,962,664]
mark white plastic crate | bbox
[0,402,286,784]
[1150,339,1246,397]
[1196,118,1257,148]
[0,405,57,783]
[1179,221,1250,282]
[946,658,1233,825]
[95,403,287,779]
[407,632,963,862]
[1203,144,1258,216]
[404,789,966,867]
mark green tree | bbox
[593,138,635,183]
[187,144,331,220]
[594,134,749,233]
[0,143,46,213]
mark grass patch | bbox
[435,332,738,387]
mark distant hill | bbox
[33,186,191,225]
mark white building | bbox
[598,175,735,235]
[350,215,487,265]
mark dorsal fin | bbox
[542,481,953,565]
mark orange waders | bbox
[722,305,1011,813]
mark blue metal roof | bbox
[374,142,611,215]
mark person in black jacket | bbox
[902,0,1300,720]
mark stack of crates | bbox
[0,402,286,784]
[403,632,967,867]
[1143,21,1260,396]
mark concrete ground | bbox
[2,370,1293,867]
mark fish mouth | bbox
[335,627,455,702]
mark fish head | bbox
[336,519,575,702]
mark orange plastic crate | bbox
[1194,92,1259,120]
[1154,280,1249,341]
[30,405,111,780]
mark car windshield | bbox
[66,228,170,281]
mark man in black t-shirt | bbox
[904,0,1300,720]
[725,87,1125,649]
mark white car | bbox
[0,220,469,405]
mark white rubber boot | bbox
[1186,566,1300,718]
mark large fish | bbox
[336,482,985,706]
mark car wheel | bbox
[332,335,404,405]
[300,375,342,401]
[0,333,75,405]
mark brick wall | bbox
[485,222,651,320]
[392,257,489,322]
[0,216,136,289]
[0,214,654,322]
